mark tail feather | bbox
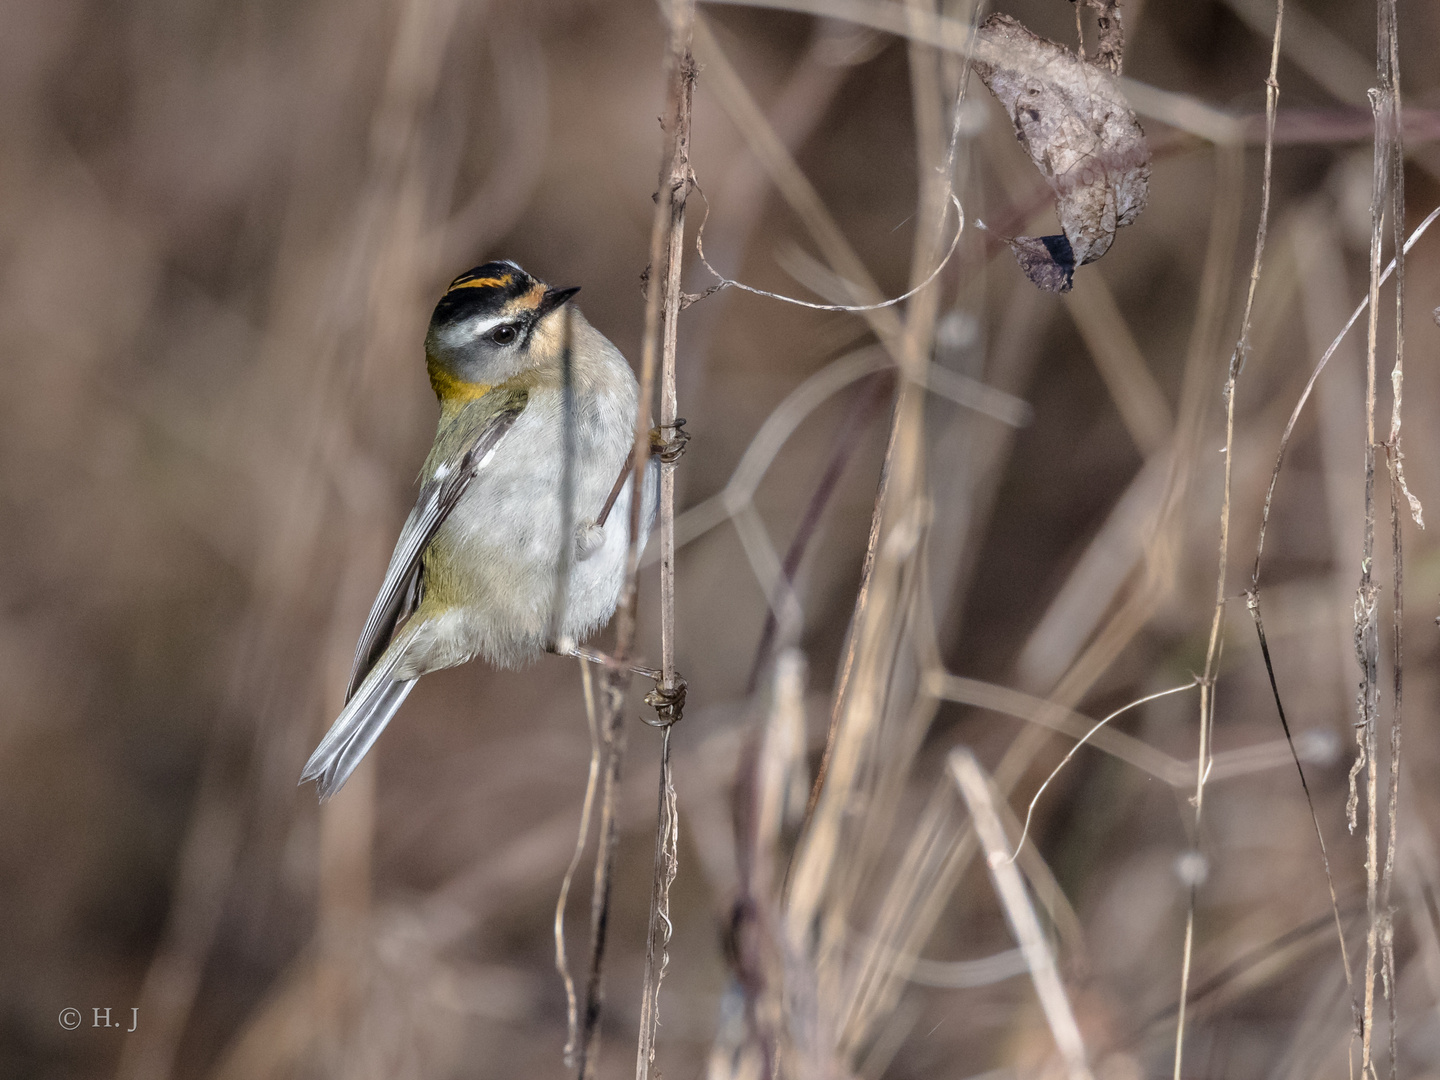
[302,627,420,800]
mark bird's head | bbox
[424,261,580,403]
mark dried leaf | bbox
[974,12,1150,291]
[1007,233,1076,293]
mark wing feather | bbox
[345,394,527,699]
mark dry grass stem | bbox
[555,658,603,1065]
[633,3,696,1077]
[696,192,965,313]
[1371,3,1405,1075]
[1175,5,1285,1078]
[1010,680,1198,861]
[1251,206,1440,586]
[949,749,1093,1080]
[1357,69,1392,1080]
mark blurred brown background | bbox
[5,0,1440,1077]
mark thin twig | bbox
[577,0,698,1071]
[1245,592,1357,1003]
[1357,75,1394,1080]
[635,3,696,1077]
[1377,2,1406,1076]
[1175,5,1285,1079]
[637,726,681,1080]
[694,190,965,313]
[691,10,903,353]
[577,677,628,1080]
[556,659,603,1066]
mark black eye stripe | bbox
[520,317,545,350]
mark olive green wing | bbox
[345,390,528,699]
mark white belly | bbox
[417,386,656,669]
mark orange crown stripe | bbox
[447,274,512,293]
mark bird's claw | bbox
[642,675,687,728]
[562,644,685,726]
[649,419,690,464]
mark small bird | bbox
[302,261,657,799]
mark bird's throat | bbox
[427,358,493,404]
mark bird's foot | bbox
[649,419,690,463]
[555,639,655,679]
[555,639,686,726]
[642,675,687,728]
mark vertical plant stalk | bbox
[1174,5,1284,1080]
[1378,3,1409,1076]
[1356,73,1393,1080]
[557,658,603,1066]
[1239,218,1440,1031]
[636,725,682,1080]
[578,675,628,1080]
[785,0,959,943]
[576,0,695,1073]
[636,2,696,1079]
[1238,213,1440,1051]
[573,0,691,1065]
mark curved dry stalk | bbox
[1009,681,1199,862]
[692,9,903,354]
[695,190,966,312]
[1250,205,1440,588]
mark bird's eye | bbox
[490,324,518,345]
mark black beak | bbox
[536,285,580,319]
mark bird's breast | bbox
[424,382,638,604]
